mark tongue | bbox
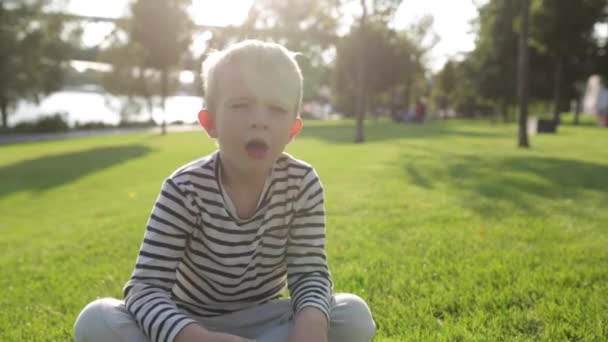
[246,142,268,159]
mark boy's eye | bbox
[230,102,248,109]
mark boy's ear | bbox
[288,117,303,141]
[198,110,217,138]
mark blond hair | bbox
[201,40,303,116]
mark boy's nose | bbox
[250,106,268,129]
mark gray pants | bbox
[74,293,375,342]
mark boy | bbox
[74,40,375,342]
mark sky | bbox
[67,0,484,72]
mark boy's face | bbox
[203,62,302,175]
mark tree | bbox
[468,0,520,121]
[129,0,193,134]
[469,0,607,125]
[245,0,405,142]
[433,57,493,119]
[354,0,407,139]
[398,15,437,115]
[530,0,606,123]
[517,0,531,148]
[0,0,77,128]
[333,15,432,120]
[334,23,399,117]
[238,0,342,104]
[239,0,340,49]
[98,34,154,123]
[433,60,457,118]
[354,0,368,143]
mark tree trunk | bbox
[355,0,367,143]
[552,55,563,123]
[1,95,7,129]
[573,98,581,125]
[390,87,399,121]
[517,0,530,148]
[403,75,411,117]
[501,100,508,123]
[160,68,168,135]
[402,57,417,118]
[137,67,154,122]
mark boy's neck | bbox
[219,155,272,219]
[220,161,269,191]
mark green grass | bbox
[1,119,607,341]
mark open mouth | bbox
[245,139,269,159]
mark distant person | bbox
[73,40,375,342]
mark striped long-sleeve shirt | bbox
[123,151,332,342]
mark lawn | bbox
[1,119,606,341]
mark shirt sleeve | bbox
[286,168,333,321]
[123,178,198,342]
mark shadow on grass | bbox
[299,120,513,143]
[404,154,608,217]
[0,145,152,197]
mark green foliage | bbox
[237,0,342,102]
[432,59,493,118]
[529,0,606,115]
[98,0,193,123]
[240,0,434,120]
[334,22,402,115]
[431,60,457,114]
[469,0,520,107]
[0,0,78,128]
[11,113,69,133]
[530,0,605,57]
[333,14,435,117]
[73,121,115,130]
[130,0,193,72]
[443,0,608,120]
[1,120,607,340]
[97,36,156,122]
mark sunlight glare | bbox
[191,31,213,57]
[188,0,254,27]
[179,71,196,84]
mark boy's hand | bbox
[288,307,329,342]
[175,323,255,342]
[207,333,256,342]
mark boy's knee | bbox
[74,298,120,341]
[330,293,376,341]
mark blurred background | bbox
[2,2,608,340]
[1,0,608,136]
